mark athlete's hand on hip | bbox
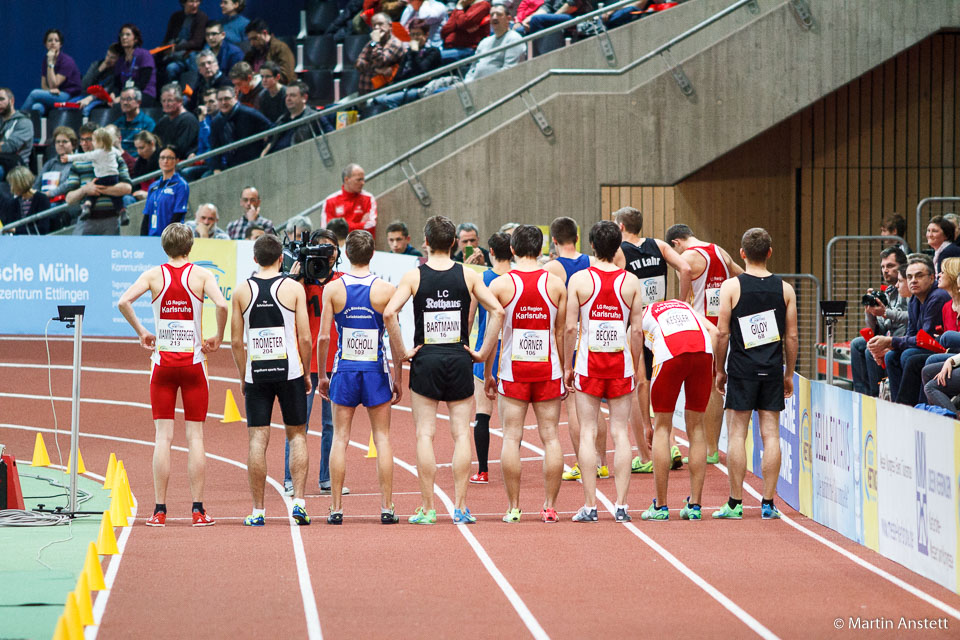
[715,371,727,395]
[484,375,497,400]
[138,332,156,350]
[783,373,793,399]
[201,336,221,353]
[402,345,422,362]
[463,345,485,363]
[303,375,313,396]
[391,379,402,405]
[317,375,330,400]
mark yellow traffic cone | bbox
[63,592,83,640]
[84,542,106,590]
[74,573,94,626]
[221,389,242,423]
[31,433,51,467]
[366,432,377,458]
[64,448,86,475]
[103,453,117,490]
[109,482,130,527]
[96,511,118,555]
[52,615,69,640]
[119,467,135,512]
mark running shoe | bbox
[631,457,653,473]
[146,512,166,527]
[243,513,265,527]
[679,498,701,521]
[381,508,399,524]
[682,451,721,465]
[319,484,350,495]
[469,471,489,484]
[283,481,294,497]
[761,503,781,520]
[670,445,683,470]
[712,503,743,519]
[292,504,311,525]
[572,506,598,522]
[453,508,477,524]
[562,463,581,481]
[615,507,632,522]
[540,508,558,523]
[501,508,521,523]
[408,507,437,525]
[192,510,215,527]
[327,510,343,525]
[641,500,669,521]
[597,465,610,479]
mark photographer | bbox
[850,247,908,396]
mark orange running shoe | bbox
[540,508,559,523]
[146,512,166,527]
[192,510,215,527]
[469,471,489,484]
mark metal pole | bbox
[68,312,83,513]
[825,320,834,386]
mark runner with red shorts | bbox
[118,223,228,527]
[486,225,567,523]
[564,221,644,523]
[639,300,717,521]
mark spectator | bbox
[202,20,243,80]
[464,5,525,82]
[131,131,161,199]
[185,202,230,238]
[155,83,200,157]
[113,87,156,158]
[284,215,314,242]
[499,221,519,234]
[319,164,378,236]
[927,215,960,277]
[219,0,250,45]
[182,88,219,181]
[141,145,189,236]
[63,132,132,236]
[227,186,276,238]
[243,19,295,84]
[323,0,366,41]
[3,167,52,234]
[21,29,83,115]
[923,258,960,412]
[208,85,272,171]
[76,44,123,115]
[326,217,349,249]
[850,247,909,396]
[63,127,126,216]
[386,220,422,256]
[229,60,264,108]
[104,124,136,175]
[453,221,491,265]
[33,126,77,201]
[368,19,442,113]
[400,0,448,48]
[869,254,951,404]
[244,223,265,240]
[355,13,405,96]
[187,50,232,112]
[880,213,911,254]
[0,88,34,180]
[516,0,593,35]
[262,81,321,156]
[114,24,157,104]
[440,0,491,62]
[603,0,653,29]
[254,61,287,123]
[160,0,210,83]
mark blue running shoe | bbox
[244,513,265,526]
[453,508,477,524]
[641,499,669,521]
[292,504,311,525]
[761,503,781,520]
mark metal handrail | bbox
[915,197,960,251]
[776,272,821,345]
[824,235,905,299]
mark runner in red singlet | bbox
[118,223,228,527]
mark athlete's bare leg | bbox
[247,426,270,509]
[285,423,308,501]
[532,397,563,509]
[184,420,206,503]
[498,395,528,511]
[651,412,673,504]
[329,404,356,512]
[153,419,174,504]
[629,393,652,463]
[574,391,602,508]
[473,378,493,470]
[758,410,781,501]
[368,402,395,511]
[567,391,609,471]
[410,391,439,512]
[684,410,706,505]
[725,410,750,500]
[447,396,475,510]
[704,388,724,458]
[607,393,633,505]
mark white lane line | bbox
[674,435,960,621]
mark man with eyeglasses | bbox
[202,20,242,80]
[207,85,271,170]
[155,83,200,157]
[187,50,231,112]
[112,87,155,158]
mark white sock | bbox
[615,503,628,511]
[293,498,305,509]
[253,508,265,518]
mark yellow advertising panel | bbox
[190,238,238,342]
[797,375,813,517]
[860,395,879,552]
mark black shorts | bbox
[409,346,474,403]
[643,346,653,379]
[724,375,785,412]
[245,376,308,427]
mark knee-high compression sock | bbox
[474,413,491,473]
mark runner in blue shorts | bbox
[317,230,401,525]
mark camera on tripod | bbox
[283,231,338,283]
[861,289,889,307]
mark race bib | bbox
[423,311,461,344]
[588,320,625,353]
[738,310,781,349]
[640,276,667,305]
[248,326,287,361]
[706,286,721,317]
[658,307,699,336]
[511,329,550,362]
[341,328,379,361]
[156,319,196,353]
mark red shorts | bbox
[498,378,564,402]
[150,361,209,421]
[573,373,635,399]
[650,351,713,413]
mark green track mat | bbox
[1,466,111,640]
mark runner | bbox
[564,220,644,522]
[317,230,401,524]
[485,225,566,523]
[714,227,798,520]
[384,215,504,524]
[639,299,717,521]
[231,234,314,526]
[118,223,228,527]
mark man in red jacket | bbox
[319,163,378,238]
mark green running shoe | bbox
[670,446,682,470]
[641,500,669,521]
[408,506,437,524]
[243,513,265,526]
[712,503,743,519]
[501,508,521,523]
[761,503,781,520]
[631,456,653,473]
[680,497,701,521]
[682,451,722,465]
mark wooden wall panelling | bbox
[931,36,944,196]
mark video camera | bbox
[283,232,339,284]
[861,289,889,307]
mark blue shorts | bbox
[473,344,500,381]
[329,369,393,407]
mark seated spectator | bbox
[927,215,960,277]
[440,0,491,62]
[141,145,189,236]
[227,186,276,238]
[245,224,265,240]
[368,19,442,113]
[850,247,909,396]
[0,88,34,181]
[155,83,200,158]
[255,61,287,123]
[243,19,295,84]
[880,212,911,254]
[185,202,230,238]
[919,257,960,409]
[75,44,124,115]
[202,20,244,81]
[386,220,422,256]
[284,215,314,242]
[453,221,491,265]
[62,127,126,218]
[21,29,83,115]
[113,87,156,158]
[219,0,250,45]
[114,24,157,105]
[356,0,408,33]
[465,5,525,82]
[188,50,233,112]
[603,0,653,30]
[516,0,593,35]
[229,60,264,108]
[3,167,52,234]
[319,164,378,236]
[181,88,219,181]
[326,217,349,249]
[33,126,78,201]
[208,85,272,171]
[356,13,406,96]
[924,351,960,414]
[63,135,132,236]
[400,0,448,48]
[159,0,210,83]
[261,81,321,156]
[131,131,161,199]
